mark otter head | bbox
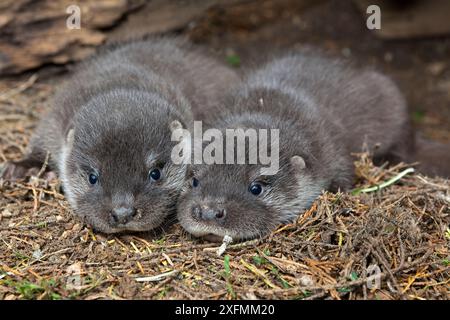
[177,130,326,242]
[60,90,189,233]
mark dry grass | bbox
[0,77,449,300]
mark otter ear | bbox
[169,120,183,132]
[290,155,306,171]
[66,129,75,146]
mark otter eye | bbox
[149,168,161,181]
[249,182,263,196]
[88,173,98,185]
[192,177,199,188]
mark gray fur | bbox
[177,51,413,241]
[3,37,240,233]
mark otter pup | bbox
[177,52,413,242]
[1,37,239,233]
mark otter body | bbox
[4,38,239,233]
[177,52,412,241]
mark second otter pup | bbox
[177,52,413,241]
[2,38,239,233]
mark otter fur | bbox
[1,37,239,234]
[177,51,414,241]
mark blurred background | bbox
[0,0,449,144]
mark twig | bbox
[0,74,38,101]
[135,270,179,282]
[216,235,233,256]
[352,167,415,195]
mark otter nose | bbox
[192,205,226,222]
[111,207,135,225]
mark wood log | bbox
[0,0,146,76]
[0,0,246,76]
[0,0,316,76]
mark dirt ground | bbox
[189,0,450,142]
[0,0,449,300]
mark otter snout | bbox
[192,204,227,222]
[111,207,136,225]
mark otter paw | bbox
[0,161,50,181]
[1,162,30,181]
